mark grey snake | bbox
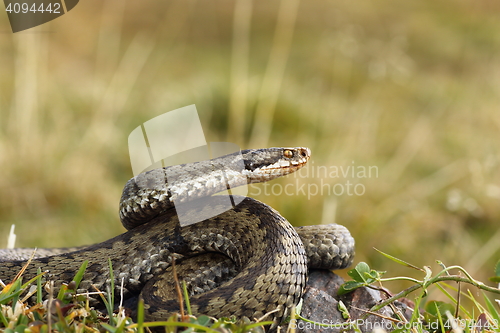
[0,147,355,329]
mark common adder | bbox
[0,147,355,329]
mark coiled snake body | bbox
[0,147,355,328]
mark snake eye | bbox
[284,150,293,158]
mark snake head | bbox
[241,147,311,183]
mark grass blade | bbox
[374,248,424,271]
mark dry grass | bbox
[0,0,499,296]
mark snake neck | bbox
[119,147,310,230]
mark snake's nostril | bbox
[299,148,310,158]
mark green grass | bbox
[0,261,272,332]
[336,258,500,333]
[0,0,499,307]
[2,255,500,332]
[295,257,500,333]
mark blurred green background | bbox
[1,0,499,298]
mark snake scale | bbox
[0,147,355,328]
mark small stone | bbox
[295,269,411,333]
